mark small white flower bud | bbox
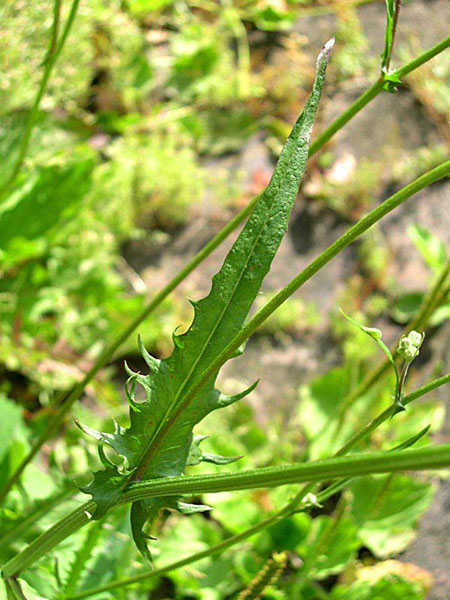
[397,330,424,362]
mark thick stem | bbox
[4,443,450,578]
[1,35,448,502]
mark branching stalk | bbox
[335,254,450,423]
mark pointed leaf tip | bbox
[217,379,259,408]
[202,452,243,465]
[124,360,138,378]
[317,37,335,67]
[138,335,160,370]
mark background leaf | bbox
[348,474,435,557]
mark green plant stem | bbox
[0,0,80,199]
[138,161,450,471]
[1,35,447,504]
[335,254,450,424]
[336,372,450,456]
[64,372,449,599]
[383,0,402,72]
[309,35,449,154]
[414,258,450,327]
[4,442,450,579]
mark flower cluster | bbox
[397,331,424,362]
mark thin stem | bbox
[309,35,450,154]
[1,35,448,503]
[0,487,74,548]
[139,161,450,469]
[3,374,450,577]
[395,36,450,79]
[336,372,450,457]
[384,0,402,72]
[414,258,450,328]
[335,254,450,422]
[0,0,80,199]
[68,513,284,599]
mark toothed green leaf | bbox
[80,41,333,561]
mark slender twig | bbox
[0,487,74,548]
[0,0,80,199]
[309,35,450,154]
[384,0,402,72]
[1,35,448,504]
[335,255,450,424]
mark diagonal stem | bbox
[0,0,80,199]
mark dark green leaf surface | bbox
[79,40,333,559]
